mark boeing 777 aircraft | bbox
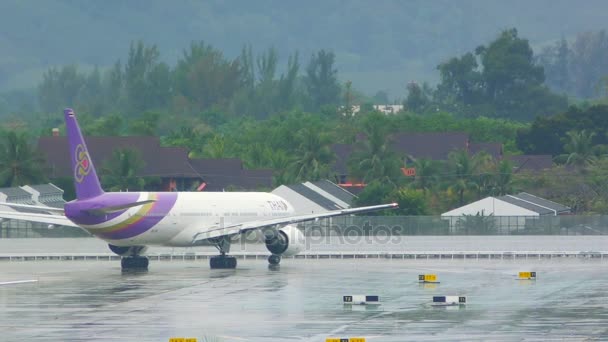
[0,108,397,270]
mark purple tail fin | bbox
[64,108,104,199]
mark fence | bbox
[301,215,608,235]
[1,215,608,238]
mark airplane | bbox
[0,108,398,270]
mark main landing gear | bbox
[121,256,149,270]
[108,244,149,271]
[210,237,237,269]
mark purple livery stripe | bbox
[65,193,140,225]
[66,192,178,240]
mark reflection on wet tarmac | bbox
[0,259,607,341]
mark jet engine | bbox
[108,244,148,256]
[264,225,305,257]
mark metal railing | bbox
[1,215,608,238]
[302,215,608,235]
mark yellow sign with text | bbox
[326,338,365,342]
[169,338,197,342]
[518,272,536,279]
[419,274,437,282]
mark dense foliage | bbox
[2,28,608,214]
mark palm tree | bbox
[100,148,145,191]
[555,130,598,167]
[269,149,296,186]
[348,111,400,184]
[0,131,46,187]
[410,158,438,192]
[447,149,488,205]
[493,158,514,196]
[472,152,494,199]
[291,127,334,181]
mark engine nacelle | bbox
[108,244,148,256]
[264,225,305,257]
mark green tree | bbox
[173,41,242,114]
[477,28,567,120]
[103,61,124,112]
[84,114,124,136]
[0,131,46,187]
[100,148,145,191]
[277,52,300,111]
[353,180,394,209]
[38,65,86,115]
[404,81,431,113]
[569,30,608,98]
[205,134,226,159]
[435,52,481,108]
[409,158,439,192]
[388,187,428,215]
[124,41,170,113]
[456,213,496,234]
[162,126,206,157]
[75,66,105,116]
[555,130,598,167]
[517,105,608,155]
[492,159,514,196]
[128,111,160,136]
[269,149,296,187]
[538,36,570,94]
[348,111,401,184]
[479,29,544,102]
[435,28,567,120]
[251,47,279,118]
[447,149,488,205]
[291,126,334,181]
[306,49,340,110]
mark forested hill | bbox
[1,0,607,97]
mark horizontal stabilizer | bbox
[0,202,64,213]
[0,210,79,227]
[84,200,156,216]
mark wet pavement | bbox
[1,258,607,341]
[2,236,608,255]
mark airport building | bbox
[441,192,571,233]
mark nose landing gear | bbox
[268,254,281,266]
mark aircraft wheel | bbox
[268,254,281,266]
[210,255,237,269]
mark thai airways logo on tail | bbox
[74,144,92,183]
[65,108,104,200]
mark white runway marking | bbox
[0,279,38,286]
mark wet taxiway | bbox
[1,259,607,341]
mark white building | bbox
[342,104,404,116]
[441,193,570,233]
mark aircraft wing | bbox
[0,210,79,227]
[192,202,398,242]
